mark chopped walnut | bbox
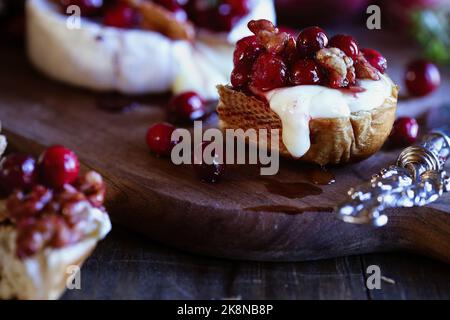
[76,171,106,208]
[354,53,380,80]
[248,19,289,55]
[126,0,195,40]
[315,47,356,88]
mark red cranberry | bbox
[361,48,387,74]
[226,0,250,16]
[231,62,252,88]
[215,3,239,32]
[233,35,262,66]
[103,1,139,29]
[249,52,288,92]
[146,122,178,157]
[168,91,207,124]
[59,0,104,16]
[290,59,323,86]
[38,146,80,189]
[193,142,225,183]
[297,26,328,58]
[329,34,359,59]
[405,59,441,97]
[0,154,38,195]
[390,117,419,147]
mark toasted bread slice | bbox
[0,206,111,300]
[217,84,398,165]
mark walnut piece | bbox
[354,53,381,80]
[316,47,356,88]
[248,19,289,55]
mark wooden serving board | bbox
[0,33,449,263]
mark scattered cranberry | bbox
[390,117,419,147]
[146,122,178,157]
[38,146,80,189]
[361,48,387,74]
[193,142,225,183]
[329,34,359,59]
[103,1,139,29]
[290,59,323,86]
[249,52,288,92]
[168,91,207,124]
[59,0,104,16]
[0,154,38,195]
[297,26,328,58]
[233,35,262,66]
[405,59,441,97]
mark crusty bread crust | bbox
[217,83,398,165]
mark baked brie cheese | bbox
[27,0,276,99]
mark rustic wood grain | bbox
[0,29,449,263]
[61,227,450,300]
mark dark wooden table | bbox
[61,226,450,300]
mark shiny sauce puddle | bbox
[246,167,336,215]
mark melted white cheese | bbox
[265,74,394,157]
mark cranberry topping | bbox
[328,34,359,60]
[6,185,53,222]
[59,0,104,16]
[231,62,252,88]
[6,170,106,259]
[231,21,390,95]
[103,1,139,29]
[361,48,387,74]
[193,142,225,183]
[155,0,188,21]
[226,0,250,16]
[15,214,77,259]
[290,59,323,86]
[390,117,419,147]
[167,91,207,124]
[249,52,288,92]
[146,122,178,157]
[38,145,80,189]
[296,26,328,58]
[0,154,38,195]
[405,59,441,97]
[187,0,250,32]
[233,35,263,66]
